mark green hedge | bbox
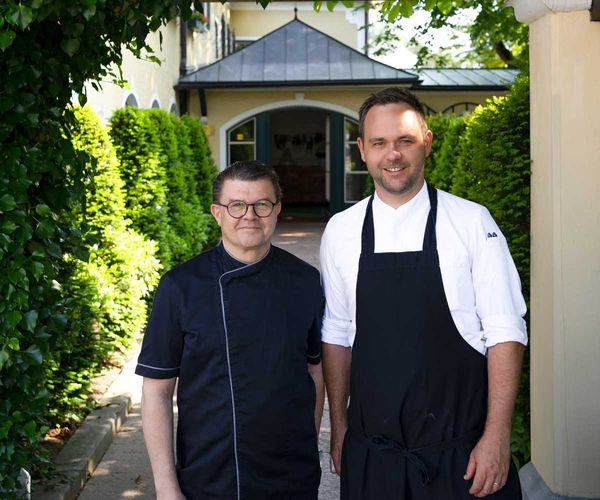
[451,75,531,465]
[111,108,217,267]
[427,114,467,192]
[43,106,160,423]
[0,1,200,492]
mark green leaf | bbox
[22,420,37,440]
[326,0,338,11]
[313,1,322,13]
[0,194,16,212]
[22,310,38,333]
[0,350,8,370]
[61,38,80,57]
[0,29,16,51]
[29,261,45,279]
[8,5,34,30]
[23,346,43,365]
[35,219,55,238]
[35,204,52,217]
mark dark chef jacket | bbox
[135,243,323,500]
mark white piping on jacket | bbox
[217,249,270,500]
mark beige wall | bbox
[230,2,365,50]
[193,88,504,168]
[529,10,600,497]
[81,5,231,122]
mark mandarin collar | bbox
[372,182,430,220]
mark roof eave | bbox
[174,79,419,90]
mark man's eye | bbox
[229,202,246,209]
[255,201,271,209]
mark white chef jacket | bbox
[320,182,528,354]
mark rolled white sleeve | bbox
[320,223,353,347]
[471,207,528,348]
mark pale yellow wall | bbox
[230,2,364,50]
[81,5,231,122]
[529,10,600,497]
[83,20,181,121]
[193,88,505,168]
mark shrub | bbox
[181,115,220,244]
[44,106,160,424]
[427,115,467,192]
[146,110,214,262]
[451,75,531,465]
[0,1,198,492]
[109,107,172,268]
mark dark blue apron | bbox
[341,186,521,499]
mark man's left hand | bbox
[464,431,511,497]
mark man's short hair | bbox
[212,160,282,203]
[358,87,428,139]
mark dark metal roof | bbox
[414,68,519,90]
[175,19,419,89]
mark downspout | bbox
[506,0,593,23]
[178,17,188,115]
[364,1,369,56]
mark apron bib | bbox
[341,186,521,499]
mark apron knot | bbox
[360,433,432,485]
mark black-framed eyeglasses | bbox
[216,199,278,219]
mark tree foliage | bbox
[313,0,528,69]
[0,0,200,493]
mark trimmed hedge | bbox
[111,108,217,267]
[0,1,201,492]
[44,106,160,423]
[109,108,172,268]
[451,75,531,465]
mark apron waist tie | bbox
[352,426,483,485]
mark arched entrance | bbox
[222,101,366,217]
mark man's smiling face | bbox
[358,102,432,208]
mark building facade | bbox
[83,2,516,215]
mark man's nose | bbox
[243,205,258,219]
[384,146,402,161]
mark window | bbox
[169,103,178,116]
[151,100,160,109]
[344,118,368,203]
[125,94,138,108]
[228,118,255,164]
[442,102,479,115]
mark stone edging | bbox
[32,395,131,500]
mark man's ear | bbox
[357,137,366,162]
[424,129,433,158]
[210,204,223,227]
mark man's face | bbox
[210,178,281,261]
[358,103,432,207]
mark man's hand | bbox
[322,342,351,477]
[330,422,347,475]
[464,430,511,497]
[156,486,187,500]
[465,341,524,497]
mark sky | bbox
[367,8,476,69]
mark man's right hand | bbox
[156,487,186,500]
[330,424,347,476]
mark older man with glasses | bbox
[136,160,324,500]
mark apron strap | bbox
[360,195,376,255]
[360,185,439,255]
[352,425,483,486]
[423,183,438,252]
